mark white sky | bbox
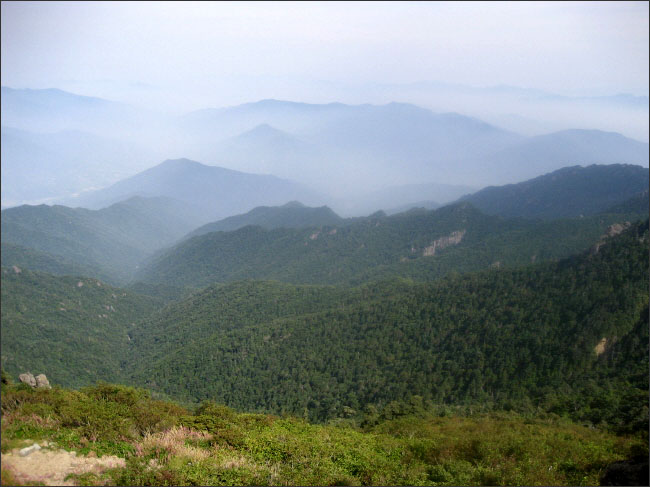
[1,1,649,102]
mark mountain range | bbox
[4,163,647,288]
[125,221,649,422]
[2,87,648,209]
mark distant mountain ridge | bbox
[186,201,344,238]
[181,99,525,192]
[466,130,649,184]
[460,164,649,219]
[179,99,648,193]
[62,158,326,221]
[0,86,142,136]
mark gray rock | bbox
[18,373,36,387]
[18,444,41,457]
[35,374,51,389]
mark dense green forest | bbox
[1,242,105,281]
[127,220,648,429]
[3,220,647,432]
[0,268,161,388]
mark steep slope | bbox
[64,158,326,220]
[185,201,344,238]
[125,221,648,424]
[461,164,649,219]
[0,267,161,388]
[136,202,634,288]
[1,196,203,283]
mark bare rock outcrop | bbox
[35,374,51,389]
[591,222,631,254]
[18,372,51,389]
[18,373,36,387]
[423,230,466,257]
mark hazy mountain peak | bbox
[157,158,205,169]
[239,123,291,139]
[282,201,306,208]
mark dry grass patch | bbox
[140,426,213,461]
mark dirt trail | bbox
[2,442,125,486]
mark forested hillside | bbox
[136,202,642,288]
[1,242,104,281]
[124,221,648,428]
[0,267,161,388]
[460,164,649,219]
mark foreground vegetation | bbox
[1,380,645,486]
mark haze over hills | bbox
[466,129,650,184]
[180,99,525,191]
[0,86,154,137]
[0,125,157,206]
[0,196,204,284]
[61,158,326,221]
[2,88,648,209]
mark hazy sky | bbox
[2,1,648,106]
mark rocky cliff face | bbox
[591,222,631,254]
[423,230,466,257]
